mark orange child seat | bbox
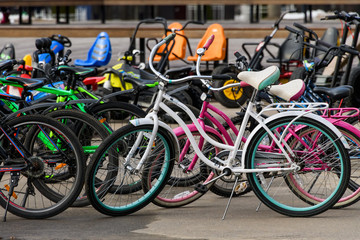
[187,23,226,62]
[153,22,187,62]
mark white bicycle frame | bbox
[128,35,349,177]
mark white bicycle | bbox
[85,33,351,217]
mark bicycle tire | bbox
[245,116,350,217]
[88,101,147,132]
[151,130,222,208]
[45,109,110,207]
[329,125,360,208]
[85,124,175,216]
[0,115,85,219]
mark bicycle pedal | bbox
[235,181,249,194]
[194,183,208,193]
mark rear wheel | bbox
[325,124,360,209]
[246,116,350,217]
[0,115,85,219]
[46,109,110,207]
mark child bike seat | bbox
[237,66,280,90]
[153,22,187,62]
[268,79,305,101]
[187,23,226,62]
[313,85,353,102]
[75,32,112,67]
[267,31,304,64]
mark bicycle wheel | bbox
[245,116,350,217]
[46,109,110,207]
[85,124,175,216]
[0,115,85,219]
[89,101,146,132]
[152,130,223,208]
[322,125,360,209]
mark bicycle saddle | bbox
[0,59,15,72]
[237,66,280,90]
[268,79,305,101]
[5,76,46,91]
[313,85,353,102]
[57,65,97,79]
[123,75,157,90]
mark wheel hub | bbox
[24,156,45,178]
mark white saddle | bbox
[268,79,305,101]
[237,66,280,90]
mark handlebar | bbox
[148,33,242,92]
[203,35,214,50]
[162,33,176,44]
[273,10,296,28]
[285,26,303,37]
[293,22,318,40]
[317,39,334,49]
[178,20,204,31]
[339,44,360,55]
[149,35,211,84]
[321,10,360,22]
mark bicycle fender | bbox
[130,118,180,158]
[172,123,226,143]
[326,118,360,139]
[243,111,350,156]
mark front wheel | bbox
[245,116,350,217]
[85,124,175,216]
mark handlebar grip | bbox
[212,74,232,80]
[285,26,301,35]
[321,15,338,20]
[203,35,215,50]
[317,39,334,49]
[64,49,72,58]
[340,45,359,55]
[293,22,313,34]
[163,33,176,44]
[17,59,25,65]
[234,51,242,58]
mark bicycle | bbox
[232,50,360,209]
[152,36,360,208]
[85,33,351,217]
[0,113,85,221]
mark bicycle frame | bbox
[132,84,345,175]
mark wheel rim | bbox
[222,79,243,100]
[248,119,347,213]
[91,128,172,212]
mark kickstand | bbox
[222,176,239,220]
[3,171,20,222]
[256,176,274,212]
